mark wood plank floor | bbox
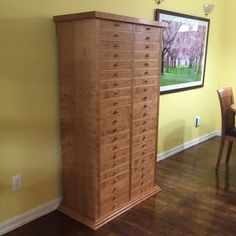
[4,137,236,236]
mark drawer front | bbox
[133,93,157,103]
[133,77,158,86]
[132,152,155,167]
[132,117,156,131]
[100,162,129,182]
[100,69,131,80]
[132,168,155,185]
[133,85,158,96]
[100,96,130,110]
[100,29,132,41]
[100,78,131,90]
[132,130,156,144]
[132,138,156,155]
[134,68,159,78]
[131,179,154,199]
[100,138,130,154]
[100,20,132,32]
[100,60,131,70]
[100,106,130,120]
[133,60,159,69]
[101,146,130,163]
[132,122,157,137]
[132,145,155,159]
[100,50,131,60]
[134,32,160,42]
[100,40,131,50]
[100,131,130,146]
[135,25,161,34]
[134,51,159,60]
[133,103,157,120]
[134,42,160,51]
[100,88,131,100]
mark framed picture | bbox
[156,10,210,94]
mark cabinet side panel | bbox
[56,19,99,220]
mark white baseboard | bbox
[0,198,61,236]
[157,131,220,162]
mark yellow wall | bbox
[0,0,227,222]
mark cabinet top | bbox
[53,11,167,28]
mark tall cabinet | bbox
[54,11,166,229]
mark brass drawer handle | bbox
[144,71,149,75]
[143,104,148,109]
[145,45,150,49]
[112,137,118,142]
[146,36,150,40]
[141,174,145,178]
[112,145,118,151]
[113,33,119,38]
[143,121,147,125]
[143,113,147,117]
[113,120,118,125]
[112,128,117,133]
[142,136,146,140]
[113,101,118,106]
[113,82,118,87]
[144,79,149,84]
[113,53,119,58]
[113,63,119,68]
[145,54,149,58]
[142,144,146,148]
[143,96,148,101]
[144,88,148,92]
[113,110,119,115]
[113,73,119,77]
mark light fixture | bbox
[155,0,164,4]
[203,4,214,16]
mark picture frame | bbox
[156,10,210,94]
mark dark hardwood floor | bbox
[4,137,236,236]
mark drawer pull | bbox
[112,163,116,168]
[142,144,146,148]
[113,44,119,48]
[141,159,145,163]
[141,167,145,171]
[112,145,118,151]
[112,187,117,193]
[145,45,150,49]
[144,71,149,75]
[113,53,119,58]
[143,113,147,117]
[113,34,119,38]
[112,170,118,176]
[112,137,118,142]
[141,181,144,186]
[144,79,149,84]
[144,88,148,92]
[112,128,118,133]
[145,54,149,58]
[143,121,147,125]
[114,23,120,27]
[145,63,149,66]
[113,82,118,87]
[146,27,151,31]
[113,120,118,125]
[143,104,148,109]
[113,63,119,67]
[113,101,118,106]
[142,136,146,140]
[141,187,146,192]
[112,203,118,209]
[146,36,150,40]
[113,73,119,77]
[113,178,118,184]
[142,151,146,155]
[113,195,119,201]
[113,153,118,159]
[141,174,145,178]
[113,110,119,115]
[143,96,148,101]
[113,92,118,96]
[143,128,146,132]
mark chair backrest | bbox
[217,87,235,135]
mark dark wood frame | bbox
[156,9,210,95]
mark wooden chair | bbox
[216,87,236,171]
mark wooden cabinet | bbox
[54,11,166,230]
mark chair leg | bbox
[216,138,225,171]
[226,141,233,163]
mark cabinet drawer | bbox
[133,93,157,103]
[100,138,130,154]
[134,42,160,51]
[132,130,156,144]
[100,106,130,120]
[100,60,131,70]
[100,88,131,100]
[134,68,159,78]
[100,162,130,182]
[133,85,158,96]
[133,123,157,137]
[135,25,161,34]
[132,168,155,185]
[132,145,155,159]
[100,186,129,203]
[100,78,131,90]
[100,96,130,110]
[100,190,129,216]
[131,179,154,199]
[132,117,156,130]
[134,51,159,60]
[100,40,131,50]
[133,77,158,86]
[100,131,130,146]
[101,146,129,161]
[100,20,132,31]
[133,103,157,120]
[100,69,131,80]
[134,32,160,42]
[132,138,156,154]
[133,60,159,69]
[100,50,131,60]
[132,152,155,166]
[100,29,132,41]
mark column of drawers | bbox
[131,25,161,199]
[98,20,132,216]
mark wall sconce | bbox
[155,0,165,4]
[203,4,214,16]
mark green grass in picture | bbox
[160,66,201,86]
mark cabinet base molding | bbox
[59,185,161,230]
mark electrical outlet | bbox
[195,116,201,127]
[12,175,22,191]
